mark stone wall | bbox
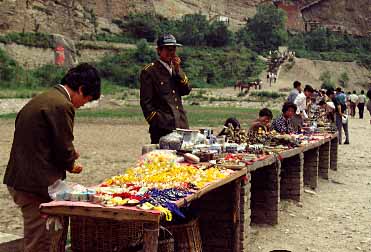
[0,43,54,69]
[0,42,122,69]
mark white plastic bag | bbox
[342,115,348,124]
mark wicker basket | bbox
[165,218,202,252]
[158,226,174,252]
[70,216,149,252]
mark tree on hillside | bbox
[177,13,209,46]
[124,13,159,42]
[205,21,232,47]
[237,4,287,52]
[305,28,328,52]
[338,72,349,88]
[0,48,17,82]
[320,71,335,90]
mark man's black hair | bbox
[318,99,326,106]
[304,84,314,93]
[326,89,334,97]
[353,90,356,94]
[61,63,101,100]
[282,102,297,113]
[223,117,240,129]
[259,108,273,119]
[293,81,301,89]
[361,90,364,94]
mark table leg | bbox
[143,222,159,252]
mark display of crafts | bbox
[88,150,233,219]
[213,153,258,167]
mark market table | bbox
[40,168,247,252]
[238,133,338,251]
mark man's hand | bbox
[70,163,83,174]
[172,56,181,73]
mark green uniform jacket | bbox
[140,59,192,130]
[3,85,78,199]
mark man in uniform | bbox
[140,34,192,144]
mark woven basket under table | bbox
[70,216,151,252]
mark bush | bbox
[177,13,209,46]
[0,48,18,82]
[134,39,156,63]
[205,21,232,47]
[32,64,66,87]
[123,13,159,42]
[250,91,285,99]
[320,71,335,90]
[95,33,136,44]
[237,3,287,53]
[338,72,349,88]
[0,32,54,48]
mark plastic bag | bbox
[342,115,348,124]
[48,179,95,202]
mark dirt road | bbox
[0,116,370,251]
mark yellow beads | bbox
[102,153,228,189]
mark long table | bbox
[41,169,247,252]
[41,133,338,252]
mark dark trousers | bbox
[7,187,68,252]
[149,126,173,144]
[350,102,356,117]
[358,103,365,119]
[335,114,349,144]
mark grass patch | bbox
[0,87,44,99]
[250,91,286,99]
[0,105,279,128]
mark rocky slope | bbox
[0,0,369,39]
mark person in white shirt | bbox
[287,81,302,103]
[357,90,366,119]
[349,91,358,117]
[293,84,314,131]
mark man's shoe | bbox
[344,141,349,144]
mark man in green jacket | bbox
[3,63,101,251]
[140,34,192,144]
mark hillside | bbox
[260,57,371,91]
[0,0,369,39]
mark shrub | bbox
[0,48,18,82]
[124,13,159,42]
[338,72,349,88]
[250,91,285,99]
[0,32,54,48]
[237,3,288,53]
[32,64,67,87]
[319,71,335,90]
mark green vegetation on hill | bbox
[0,3,370,94]
[0,40,264,91]
[94,40,264,88]
[0,32,54,48]
[288,28,371,69]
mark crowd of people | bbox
[219,80,371,146]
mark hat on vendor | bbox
[157,34,182,48]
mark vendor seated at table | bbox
[218,117,241,136]
[271,102,297,134]
[249,108,273,135]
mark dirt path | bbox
[0,116,370,251]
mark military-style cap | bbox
[157,34,182,47]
